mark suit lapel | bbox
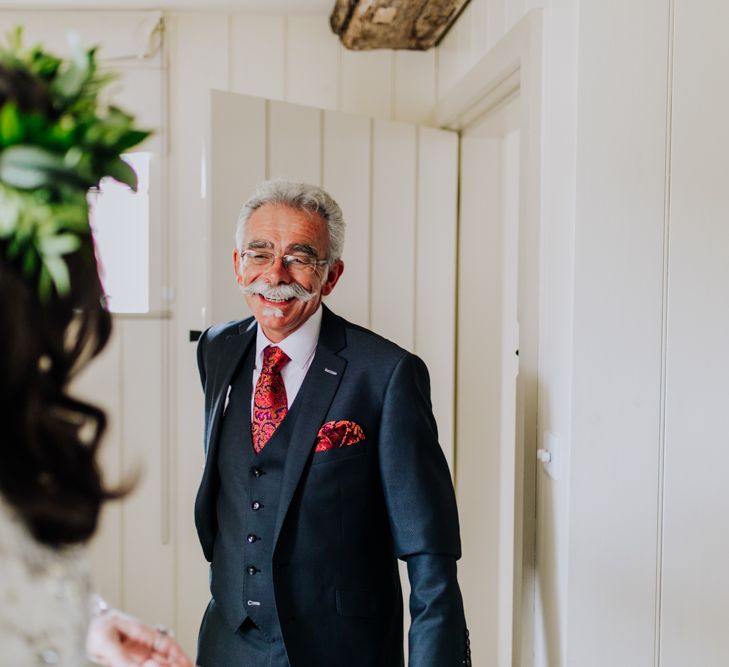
[273,306,347,547]
[203,321,256,475]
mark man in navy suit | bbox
[195,180,470,666]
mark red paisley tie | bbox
[252,345,290,453]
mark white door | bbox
[457,93,528,667]
[175,89,459,659]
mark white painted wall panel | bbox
[0,11,162,61]
[506,0,527,31]
[268,99,321,184]
[286,15,340,109]
[660,1,729,664]
[457,123,504,667]
[167,14,230,656]
[415,126,458,473]
[111,68,164,133]
[210,91,266,324]
[438,0,482,97]
[78,329,123,608]
[567,0,670,664]
[230,15,286,99]
[341,49,393,119]
[119,319,174,625]
[394,50,437,126]
[468,0,490,61]
[321,111,371,327]
[486,0,507,51]
[533,5,578,667]
[370,120,417,349]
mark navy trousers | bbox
[197,599,291,667]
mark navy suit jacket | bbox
[195,305,469,666]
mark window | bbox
[89,152,152,314]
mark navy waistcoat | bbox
[212,348,304,639]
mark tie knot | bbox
[262,345,289,374]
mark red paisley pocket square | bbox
[314,420,365,453]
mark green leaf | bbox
[51,37,90,101]
[42,253,71,295]
[103,156,137,190]
[38,264,52,300]
[38,232,81,256]
[0,103,24,145]
[0,144,64,189]
[22,247,38,275]
[114,129,151,153]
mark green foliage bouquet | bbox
[0,27,151,299]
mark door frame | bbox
[435,10,544,666]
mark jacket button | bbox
[247,534,258,543]
[251,467,264,477]
[251,501,262,511]
[247,565,258,575]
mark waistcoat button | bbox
[251,466,264,477]
[251,501,262,511]
[247,534,258,543]
[247,565,258,575]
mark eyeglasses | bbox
[241,250,329,275]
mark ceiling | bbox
[0,0,333,11]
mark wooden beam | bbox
[330,0,471,51]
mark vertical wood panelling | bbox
[533,6,578,665]
[499,128,520,667]
[267,100,322,184]
[394,50,437,125]
[111,68,164,133]
[0,11,163,60]
[660,1,729,664]
[286,16,340,109]
[469,0,491,59]
[119,320,174,624]
[567,0,670,664]
[436,22,463,101]
[341,50,393,119]
[457,125,504,667]
[167,13,230,656]
[415,127,458,472]
[230,16,286,99]
[210,91,266,325]
[486,0,507,52]
[321,110,372,327]
[371,120,417,349]
[80,329,123,608]
[506,0,528,31]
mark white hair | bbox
[235,179,346,263]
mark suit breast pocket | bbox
[311,441,369,466]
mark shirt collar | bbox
[255,304,323,371]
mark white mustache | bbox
[241,279,316,303]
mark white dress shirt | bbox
[250,304,323,417]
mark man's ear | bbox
[321,260,344,296]
[233,248,245,285]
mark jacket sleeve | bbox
[377,352,470,666]
[197,326,211,390]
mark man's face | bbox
[234,203,344,342]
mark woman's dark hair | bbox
[0,243,125,547]
[0,60,129,547]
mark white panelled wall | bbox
[5,1,729,665]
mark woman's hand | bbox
[86,610,195,667]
